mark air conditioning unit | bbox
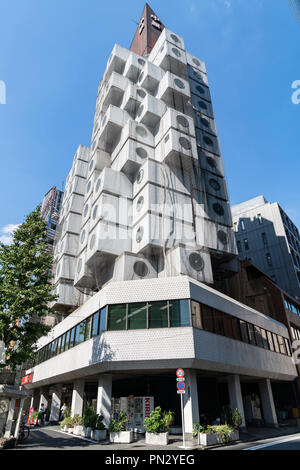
[113,253,157,281]
[166,245,213,284]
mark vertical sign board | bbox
[176,369,186,448]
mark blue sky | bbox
[0,0,299,242]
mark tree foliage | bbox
[0,206,56,369]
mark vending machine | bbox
[111,396,154,433]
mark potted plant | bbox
[82,403,96,438]
[73,414,84,436]
[64,416,74,434]
[109,411,133,443]
[91,415,107,442]
[144,407,174,446]
[60,417,69,432]
[196,407,242,447]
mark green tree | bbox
[0,206,56,369]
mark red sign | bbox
[21,373,33,385]
[176,368,185,378]
[144,397,151,418]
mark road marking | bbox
[245,435,300,450]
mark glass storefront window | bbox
[214,310,225,336]
[128,303,147,329]
[75,321,86,345]
[231,317,241,341]
[69,327,76,348]
[148,301,168,328]
[278,336,286,355]
[254,326,263,348]
[202,305,214,333]
[65,331,70,351]
[85,317,92,341]
[191,301,203,329]
[267,331,275,351]
[107,304,127,331]
[272,333,280,353]
[99,307,107,334]
[169,300,190,327]
[285,338,291,356]
[261,329,269,350]
[239,320,249,343]
[247,323,257,345]
[92,311,100,337]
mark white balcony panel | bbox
[71,159,88,179]
[155,108,195,147]
[112,120,155,159]
[132,183,193,226]
[155,128,198,167]
[157,72,191,107]
[96,105,131,153]
[186,52,207,74]
[88,149,110,173]
[152,41,187,77]
[136,94,166,129]
[124,52,146,82]
[105,44,130,79]
[74,248,95,290]
[148,28,186,62]
[90,193,131,230]
[93,167,132,199]
[137,61,164,93]
[111,139,154,178]
[86,220,132,262]
[113,253,157,282]
[132,159,193,197]
[73,144,90,163]
[195,217,237,255]
[132,213,195,254]
[78,220,90,254]
[62,213,82,236]
[55,255,75,282]
[100,72,130,112]
[51,282,77,310]
[68,176,86,197]
[64,193,84,215]
[121,84,146,117]
[166,245,213,284]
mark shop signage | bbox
[21,373,33,385]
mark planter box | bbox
[200,430,239,447]
[145,432,169,446]
[68,428,74,434]
[74,425,84,436]
[91,429,107,442]
[61,426,68,432]
[110,431,133,444]
[82,426,91,438]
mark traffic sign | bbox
[176,368,185,378]
[177,381,185,391]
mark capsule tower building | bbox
[26,4,296,435]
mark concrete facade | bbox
[232,196,300,301]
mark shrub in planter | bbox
[144,407,174,446]
[198,424,239,446]
[62,417,74,433]
[109,411,133,443]
[91,415,107,442]
[60,418,69,432]
[82,403,97,438]
[72,414,84,436]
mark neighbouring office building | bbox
[232,195,300,301]
[41,186,64,250]
[22,4,298,435]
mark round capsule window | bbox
[77,258,82,274]
[193,58,201,67]
[87,181,91,193]
[94,122,98,134]
[207,156,217,168]
[89,234,96,250]
[174,78,185,89]
[177,115,189,128]
[80,230,86,244]
[89,160,94,171]
[213,203,224,216]
[137,88,146,99]
[172,47,181,57]
[217,230,228,245]
[96,178,101,192]
[136,147,147,159]
[138,58,145,66]
[56,264,61,276]
[170,34,180,44]
[136,126,148,138]
[92,141,96,151]
[200,117,210,128]
[136,227,144,243]
[203,136,214,147]
[209,178,221,191]
[84,204,89,217]
[137,105,144,117]
[92,205,98,220]
[136,196,144,212]
[136,169,144,184]
[179,137,192,150]
[101,116,107,127]
[133,261,149,277]
[198,101,207,110]
[189,253,205,272]
[196,85,205,95]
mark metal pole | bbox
[180,392,186,448]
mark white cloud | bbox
[224,0,232,8]
[0,224,19,245]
